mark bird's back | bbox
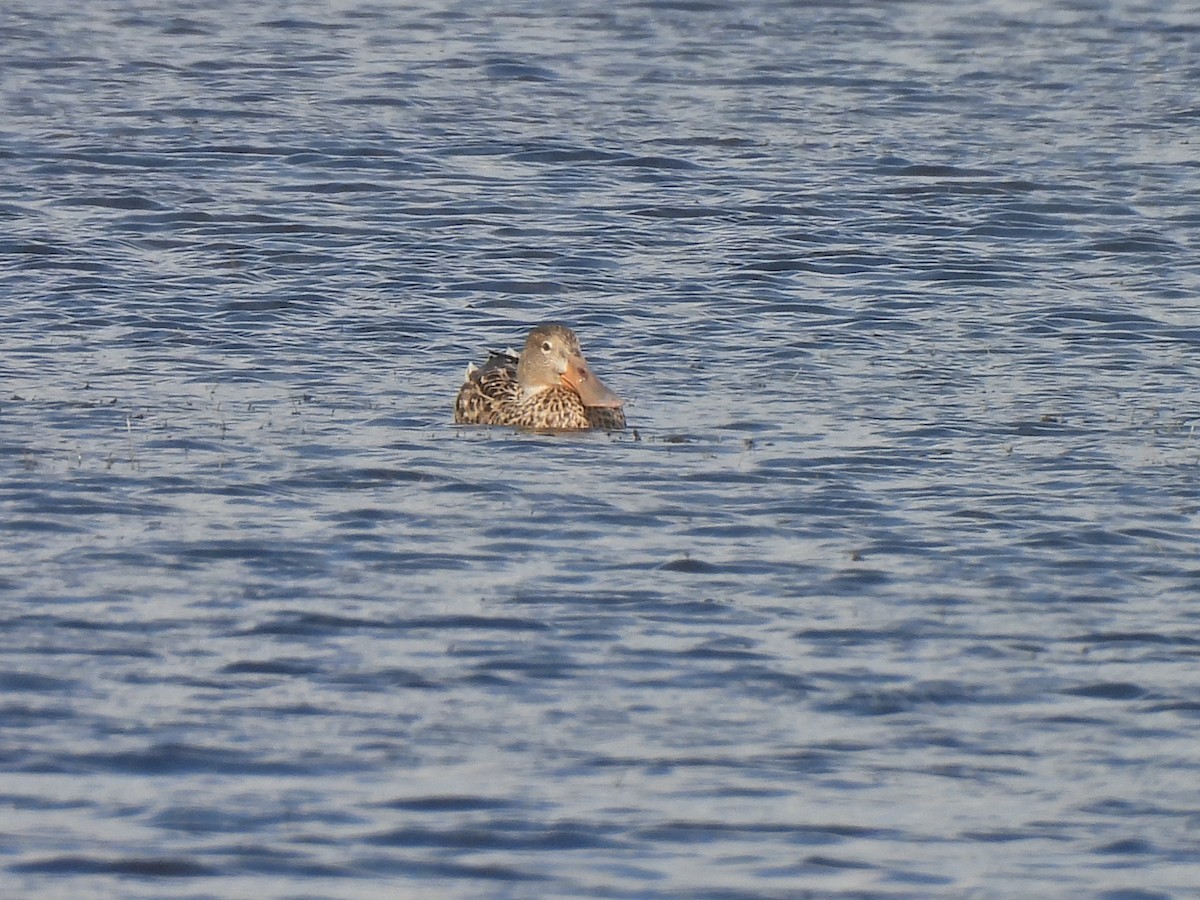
[454,351,520,425]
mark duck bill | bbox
[561,355,623,408]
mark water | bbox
[3,0,1200,897]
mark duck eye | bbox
[541,341,553,352]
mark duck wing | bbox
[454,350,520,424]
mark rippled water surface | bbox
[3,0,1200,897]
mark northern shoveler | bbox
[454,323,626,431]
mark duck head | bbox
[515,323,623,408]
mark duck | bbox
[454,323,626,431]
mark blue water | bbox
[3,0,1200,897]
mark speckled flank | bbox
[584,406,626,431]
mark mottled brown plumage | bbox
[454,324,626,431]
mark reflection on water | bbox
[2,0,1199,896]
